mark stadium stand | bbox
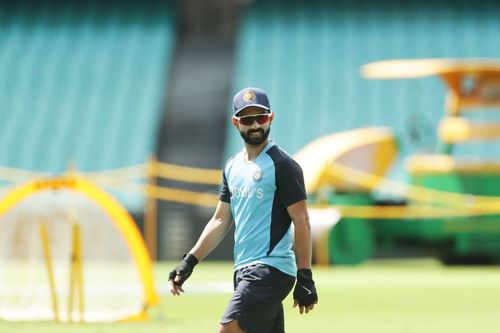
[0,0,177,212]
[155,0,239,260]
[226,0,500,172]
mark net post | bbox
[68,223,85,323]
[75,223,85,322]
[40,223,60,322]
[144,155,158,260]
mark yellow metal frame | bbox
[362,58,500,114]
[438,117,500,143]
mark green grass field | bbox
[2,259,500,333]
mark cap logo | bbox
[243,90,256,102]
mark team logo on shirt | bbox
[253,169,263,182]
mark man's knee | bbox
[218,320,244,333]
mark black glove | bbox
[168,253,199,287]
[293,269,318,307]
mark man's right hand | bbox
[168,253,199,296]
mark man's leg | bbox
[220,265,295,333]
[269,304,285,333]
[219,319,245,333]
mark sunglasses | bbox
[234,113,272,126]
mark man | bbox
[168,87,318,333]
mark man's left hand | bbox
[293,269,318,314]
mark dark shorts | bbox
[220,264,295,333]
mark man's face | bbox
[232,106,274,146]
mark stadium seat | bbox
[0,1,177,212]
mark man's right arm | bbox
[189,200,233,261]
[168,200,233,295]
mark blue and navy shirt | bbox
[220,141,307,277]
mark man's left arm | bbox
[288,200,312,270]
[288,200,318,314]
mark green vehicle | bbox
[297,59,500,265]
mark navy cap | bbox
[232,87,271,116]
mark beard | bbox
[239,127,271,146]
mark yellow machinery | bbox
[300,59,500,264]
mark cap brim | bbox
[234,104,270,116]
